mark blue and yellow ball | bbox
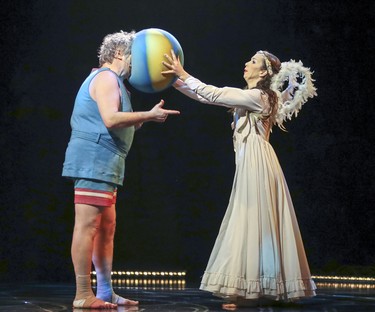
[129,28,184,93]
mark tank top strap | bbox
[91,68,132,112]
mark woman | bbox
[62,30,179,309]
[162,50,316,308]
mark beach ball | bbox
[129,28,184,93]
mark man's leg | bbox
[93,203,139,305]
[71,203,117,309]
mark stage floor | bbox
[1,282,375,311]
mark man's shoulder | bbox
[91,69,118,87]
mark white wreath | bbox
[271,60,317,127]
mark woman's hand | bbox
[162,49,190,81]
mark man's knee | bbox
[100,218,116,235]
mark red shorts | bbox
[74,179,117,207]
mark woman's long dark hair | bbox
[255,51,281,123]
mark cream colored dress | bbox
[175,77,316,302]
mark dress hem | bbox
[200,271,317,301]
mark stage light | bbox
[312,275,375,289]
[90,270,187,290]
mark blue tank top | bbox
[62,68,135,185]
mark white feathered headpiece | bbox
[270,60,317,129]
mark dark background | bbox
[1,0,374,284]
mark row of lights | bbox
[316,282,375,289]
[312,275,375,283]
[92,279,185,285]
[109,279,184,284]
[91,272,186,290]
[312,275,375,289]
[91,271,186,277]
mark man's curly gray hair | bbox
[98,30,136,66]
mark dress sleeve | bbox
[173,76,264,112]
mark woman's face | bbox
[243,53,266,82]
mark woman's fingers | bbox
[164,53,172,61]
[170,49,176,59]
[162,60,172,68]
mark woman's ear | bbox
[259,69,268,78]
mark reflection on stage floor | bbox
[1,276,375,311]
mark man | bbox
[62,30,179,309]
